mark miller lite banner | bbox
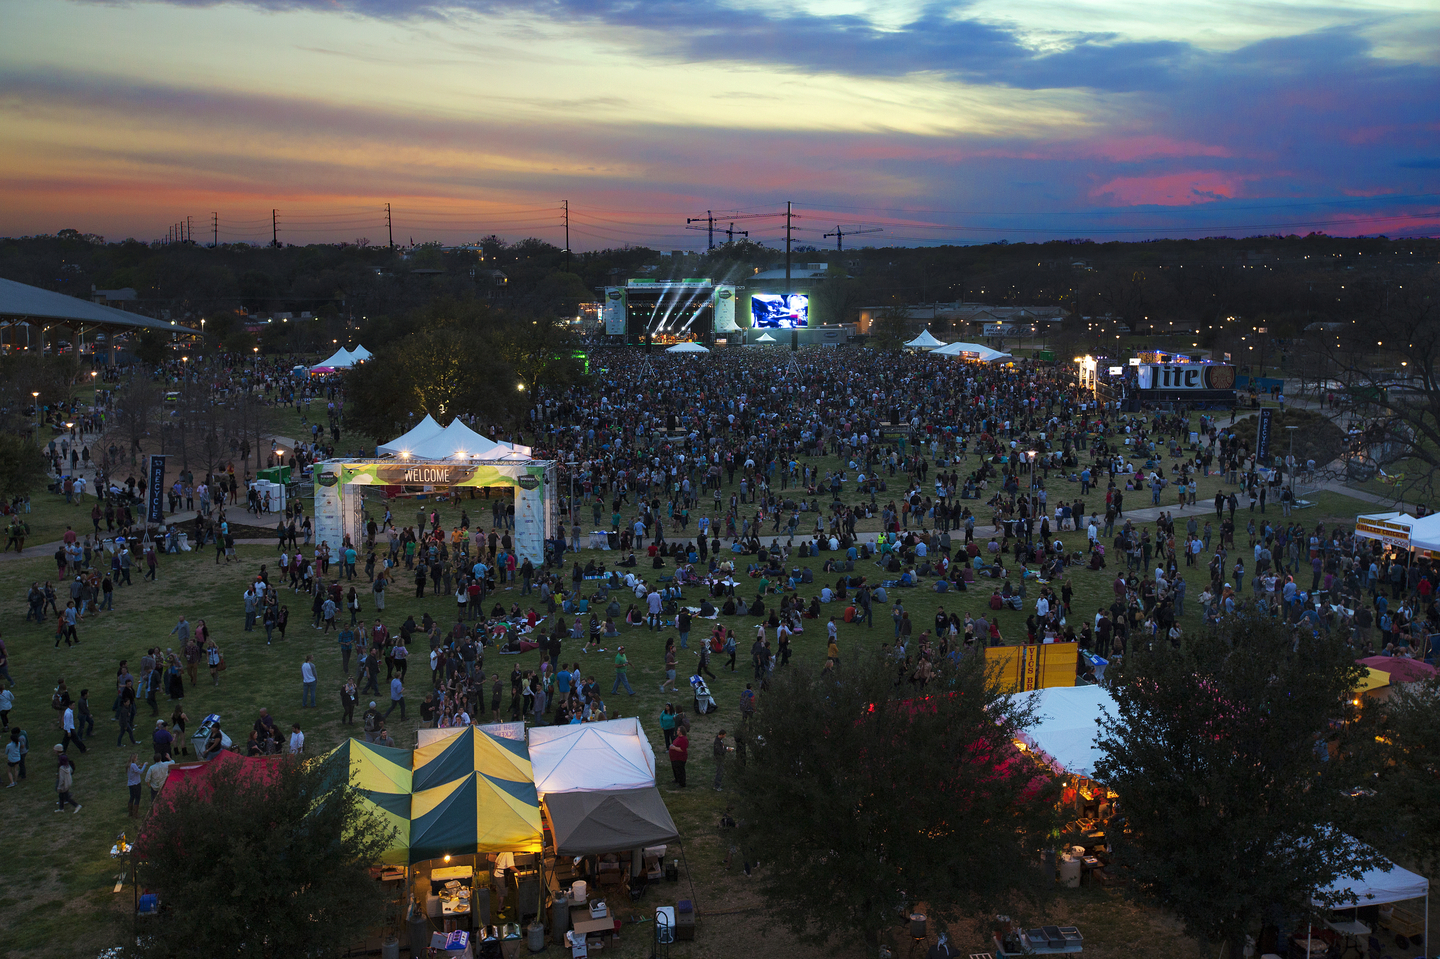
[146,454,167,524]
[1137,363,1237,391]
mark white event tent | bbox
[376,416,531,459]
[665,341,709,353]
[905,329,947,350]
[1010,685,1114,778]
[311,344,373,371]
[528,717,658,797]
[931,341,1012,363]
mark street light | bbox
[32,391,40,437]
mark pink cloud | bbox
[1090,171,1248,206]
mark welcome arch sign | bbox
[313,459,558,565]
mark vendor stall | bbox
[1313,846,1430,956]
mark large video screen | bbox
[750,293,809,329]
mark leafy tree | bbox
[868,302,915,352]
[133,330,169,367]
[1095,610,1382,957]
[343,327,526,440]
[0,433,52,498]
[127,754,393,959]
[735,650,1058,948]
[1352,677,1440,877]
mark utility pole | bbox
[186,215,193,243]
[725,222,748,243]
[785,201,793,294]
[563,200,570,273]
[272,209,278,249]
[385,202,394,250]
[211,212,218,248]
[686,210,717,251]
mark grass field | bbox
[0,438,1388,959]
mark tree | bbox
[0,433,52,498]
[1309,266,1440,501]
[1094,610,1382,957]
[734,650,1058,948]
[868,302,915,352]
[111,378,163,465]
[127,754,393,959]
[343,327,526,440]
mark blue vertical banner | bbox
[1256,407,1273,464]
[146,454,167,524]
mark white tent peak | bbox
[665,341,709,353]
[755,332,777,342]
[905,329,947,349]
[376,414,444,456]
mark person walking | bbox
[386,675,405,720]
[301,654,317,708]
[660,639,677,693]
[667,726,688,788]
[62,701,87,753]
[206,640,222,686]
[612,645,635,696]
[53,745,80,813]
[712,728,727,791]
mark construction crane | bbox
[723,222,749,243]
[823,225,883,251]
[687,210,779,251]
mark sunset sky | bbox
[2,0,1437,248]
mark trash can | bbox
[1058,855,1081,888]
[381,936,400,959]
[501,923,523,959]
[528,921,546,952]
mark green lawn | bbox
[0,456,1387,959]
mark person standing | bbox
[125,754,145,817]
[712,729,727,791]
[54,745,80,813]
[340,678,358,725]
[5,728,23,787]
[667,726,688,788]
[288,723,305,755]
[659,703,677,750]
[298,654,318,708]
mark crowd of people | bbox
[5,344,1437,817]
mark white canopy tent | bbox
[376,414,443,456]
[350,344,374,362]
[407,419,509,460]
[905,329,947,350]
[755,332,777,343]
[310,347,353,370]
[931,341,1012,363]
[1354,511,1440,553]
[1010,685,1115,778]
[528,717,658,797]
[1314,843,1429,955]
[665,341,709,353]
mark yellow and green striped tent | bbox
[323,738,413,866]
[409,771,544,862]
